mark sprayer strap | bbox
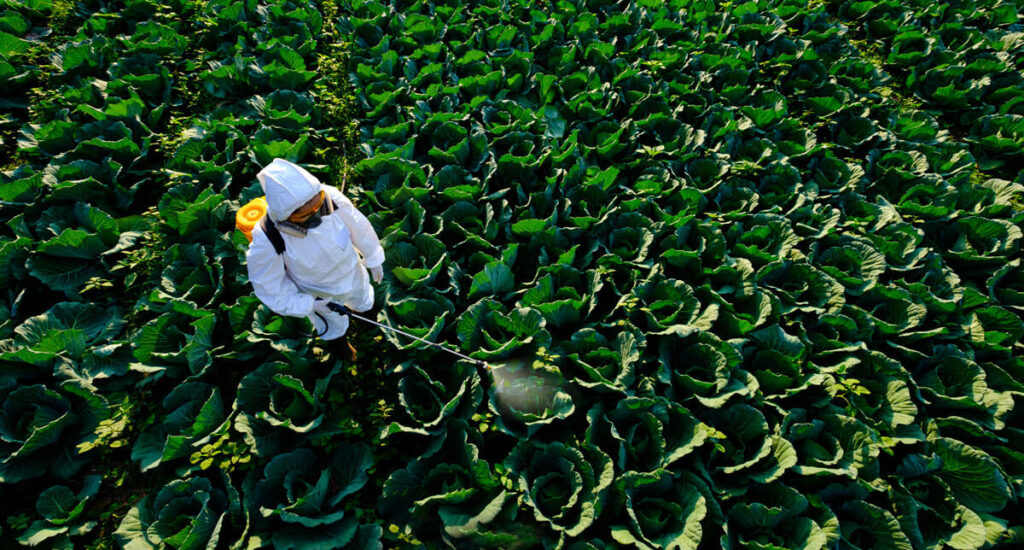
[260,217,287,255]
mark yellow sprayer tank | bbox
[236,196,268,243]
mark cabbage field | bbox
[1,0,1023,547]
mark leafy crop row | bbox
[1,0,386,547]
[827,0,1024,180]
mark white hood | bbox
[257,158,323,221]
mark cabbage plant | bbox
[562,325,642,394]
[587,396,708,472]
[456,300,551,360]
[379,420,525,546]
[132,381,231,472]
[385,361,482,437]
[722,482,838,550]
[487,359,574,438]
[114,473,248,550]
[0,383,105,483]
[244,445,378,549]
[505,439,613,540]
[233,361,343,456]
[610,470,721,550]
[16,475,101,548]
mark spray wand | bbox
[326,302,568,416]
[326,302,493,370]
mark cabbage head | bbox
[114,472,248,550]
[722,482,838,549]
[379,420,529,547]
[17,475,101,548]
[506,439,613,539]
[610,470,721,550]
[0,382,105,483]
[132,381,231,472]
[233,361,343,456]
[245,445,378,550]
[586,396,708,472]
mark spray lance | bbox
[326,302,566,416]
[325,302,494,371]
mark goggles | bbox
[288,190,326,222]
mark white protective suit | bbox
[245,159,385,340]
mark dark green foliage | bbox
[343,0,1024,545]
[0,0,1022,547]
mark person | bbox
[245,158,385,360]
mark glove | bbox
[313,298,333,316]
[370,264,384,283]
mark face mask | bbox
[304,213,324,229]
[275,220,309,238]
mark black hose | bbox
[277,311,331,339]
[278,314,315,338]
[313,312,330,338]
